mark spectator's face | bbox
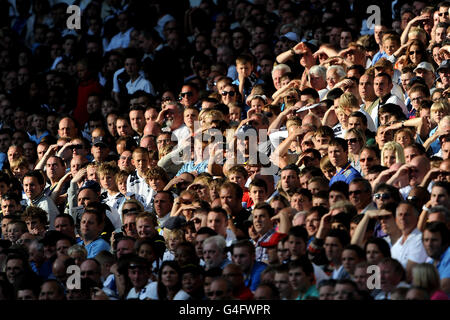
[349,182,371,210]
[116,239,135,259]
[366,243,384,265]
[319,284,335,300]
[153,193,172,218]
[1,199,19,216]
[46,157,65,181]
[280,169,300,193]
[6,258,24,284]
[128,265,150,290]
[253,208,273,235]
[287,235,306,258]
[354,267,369,291]
[0,133,11,153]
[289,266,310,292]
[374,76,392,98]
[430,186,450,207]
[136,217,156,239]
[179,86,198,107]
[324,236,343,263]
[219,187,239,211]
[395,203,418,234]
[80,260,101,284]
[333,283,356,300]
[439,68,450,87]
[359,149,378,176]
[342,249,360,275]
[379,262,401,292]
[58,118,76,139]
[129,110,145,133]
[232,246,253,273]
[326,70,341,89]
[56,239,71,257]
[17,289,36,300]
[305,212,320,237]
[290,193,311,212]
[23,176,43,200]
[422,230,444,259]
[184,108,198,128]
[203,242,223,269]
[207,211,227,236]
[39,282,64,300]
[439,6,450,23]
[328,145,347,168]
[80,213,102,241]
[54,217,74,238]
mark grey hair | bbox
[309,65,327,80]
[272,64,291,77]
[203,235,227,253]
[327,65,346,79]
[67,244,88,257]
[29,239,44,252]
[429,205,450,222]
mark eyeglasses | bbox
[374,193,391,200]
[411,97,424,102]
[190,184,206,191]
[360,157,374,162]
[349,190,362,195]
[221,91,236,97]
[180,92,193,98]
[121,222,136,232]
[346,138,358,144]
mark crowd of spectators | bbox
[0,0,448,301]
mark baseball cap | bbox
[93,136,108,147]
[437,60,450,72]
[260,232,288,248]
[281,32,299,43]
[413,62,435,73]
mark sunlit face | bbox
[383,148,397,168]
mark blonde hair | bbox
[10,156,29,170]
[430,100,450,114]
[412,263,441,293]
[338,92,359,110]
[381,141,405,166]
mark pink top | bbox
[431,290,449,300]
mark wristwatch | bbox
[422,205,430,212]
[290,48,296,55]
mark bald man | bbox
[58,117,78,139]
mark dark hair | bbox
[23,170,45,185]
[343,244,365,260]
[253,202,275,218]
[424,221,449,248]
[288,255,314,276]
[196,227,218,236]
[281,163,300,176]
[329,181,349,198]
[288,226,308,244]
[349,111,367,126]
[157,261,182,300]
[364,237,391,259]
[329,138,348,153]
[326,229,350,247]
[231,239,255,256]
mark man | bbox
[39,279,65,300]
[208,277,233,300]
[375,258,408,300]
[202,235,230,270]
[155,102,185,137]
[369,72,407,127]
[58,117,78,139]
[219,182,250,239]
[231,240,267,292]
[129,106,146,137]
[54,214,77,241]
[45,156,66,196]
[222,264,253,300]
[328,138,361,186]
[91,137,111,163]
[178,83,200,108]
[153,191,173,228]
[1,192,22,216]
[23,171,59,230]
[348,178,376,214]
[115,236,136,259]
[125,255,153,299]
[6,254,29,284]
[437,60,450,90]
[124,50,155,97]
[79,205,111,258]
[423,222,450,294]
[273,164,301,200]
[414,62,436,89]
[207,207,235,246]
[251,203,277,262]
[80,258,103,287]
[272,64,291,91]
[391,202,428,277]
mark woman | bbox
[220,84,239,106]
[146,261,190,300]
[394,127,415,149]
[381,141,405,168]
[345,128,366,172]
[269,195,290,216]
[412,263,448,300]
[136,238,163,277]
[364,237,391,265]
[404,40,431,67]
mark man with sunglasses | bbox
[348,178,376,214]
[178,83,200,108]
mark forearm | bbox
[350,214,371,248]
[423,130,440,151]
[276,50,294,64]
[401,22,413,44]
[417,209,429,232]
[268,113,287,134]
[277,214,292,234]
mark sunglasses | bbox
[360,157,374,162]
[71,144,83,150]
[180,92,193,98]
[221,91,236,97]
[409,51,422,55]
[346,138,358,144]
[439,12,449,16]
[374,193,391,200]
[122,208,138,215]
[190,184,206,191]
[349,190,362,195]
[161,96,173,102]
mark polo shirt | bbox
[329,162,361,186]
[81,237,111,259]
[427,246,450,280]
[391,228,428,269]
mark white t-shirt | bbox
[391,228,428,269]
[145,282,191,300]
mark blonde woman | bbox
[412,263,449,300]
[344,128,366,172]
[381,141,405,168]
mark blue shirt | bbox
[329,162,361,186]
[429,246,450,279]
[246,261,267,291]
[81,237,111,258]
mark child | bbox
[9,157,30,182]
[163,228,185,261]
[382,33,401,58]
[248,95,267,114]
[7,220,27,244]
[226,165,250,208]
[228,103,242,123]
[127,147,151,202]
[86,162,99,182]
[248,178,268,209]
[98,161,125,225]
[233,54,264,102]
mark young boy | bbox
[382,33,401,58]
[28,113,49,144]
[127,147,151,202]
[22,206,48,237]
[98,161,125,224]
[233,54,264,103]
[226,165,250,208]
[248,178,268,209]
[7,220,27,244]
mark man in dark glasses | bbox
[178,83,200,108]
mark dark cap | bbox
[93,136,108,148]
[437,60,450,72]
[161,216,186,230]
[409,76,427,87]
[79,180,101,194]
